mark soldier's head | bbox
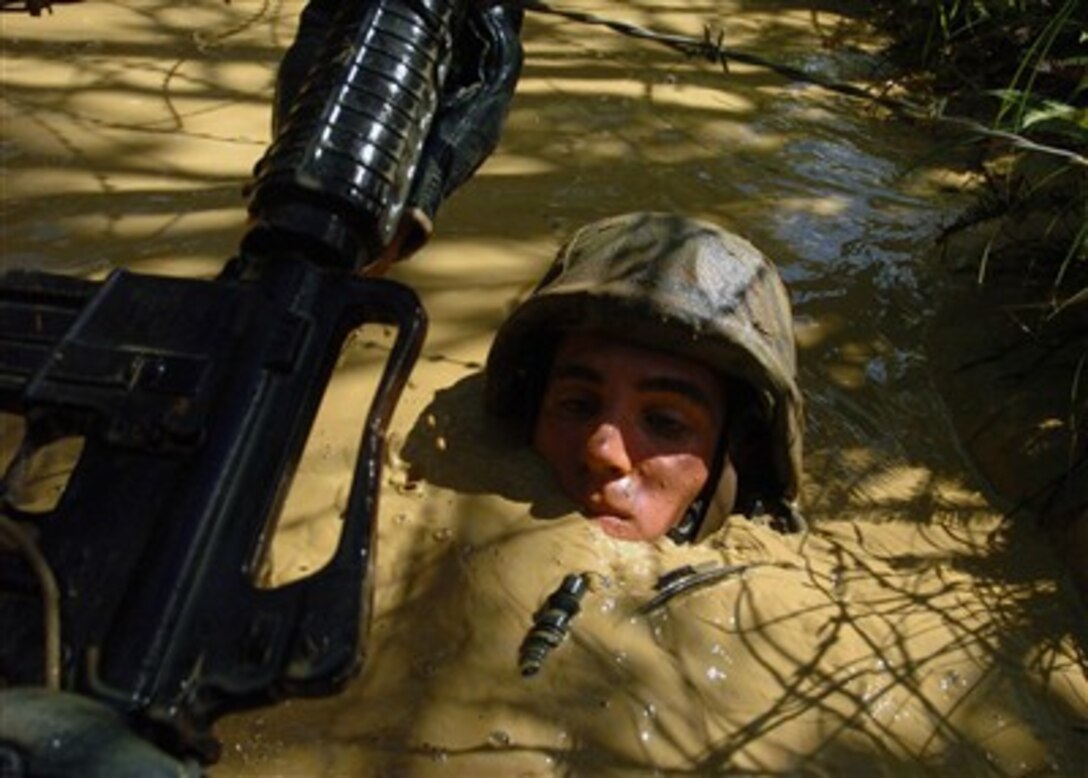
[485,213,804,543]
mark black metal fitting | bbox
[245,0,462,270]
[518,573,588,678]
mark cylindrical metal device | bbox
[245,0,461,270]
[518,573,589,678]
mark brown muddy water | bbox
[2,1,1086,775]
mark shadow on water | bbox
[689,525,1088,774]
[3,1,1086,773]
[400,372,575,520]
[1,0,286,274]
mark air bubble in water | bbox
[394,479,426,498]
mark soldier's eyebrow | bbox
[637,377,715,412]
[551,362,716,412]
[551,362,603,384]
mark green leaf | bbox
[1021,102,1086,131]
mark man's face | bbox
[533,333,726,542]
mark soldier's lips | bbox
[586,505,633,522]
[584,478,636,529]
[593,513,636,538]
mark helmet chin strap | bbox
[667,441,730,545]
[665,504,702,545]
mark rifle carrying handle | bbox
[128,266,432,743]
[259,273,429,693]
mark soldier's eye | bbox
[553,393,599,419]
[643,409,691,441]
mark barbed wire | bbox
[516,0,1088,169]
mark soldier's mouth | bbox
[587,506,633,521]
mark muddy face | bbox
[532,332,727,541]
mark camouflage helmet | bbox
[485,212,804,525]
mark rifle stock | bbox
[0,0,470,761]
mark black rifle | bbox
[0,0,487,763]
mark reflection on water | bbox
[2,1,1085,775]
